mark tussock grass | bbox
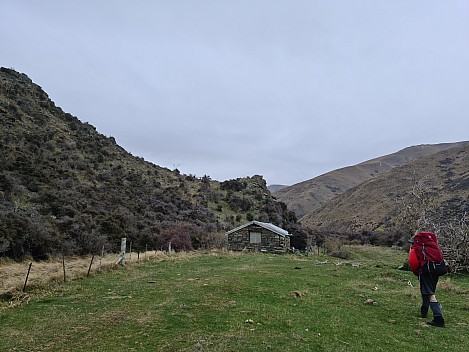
[0,250,177,298]
[1,246,469,351]
[438,277,469,294]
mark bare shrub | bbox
[400,174,469,273]
[196,231,227,249]
[324,237,343,253]
[438,214,469,274]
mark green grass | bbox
[1,246,469,351]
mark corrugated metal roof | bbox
[225,221,291,237]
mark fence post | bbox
[23,262,32,292]
[115,238,127,265]
[87,254,95,277]
[62,254,66,283]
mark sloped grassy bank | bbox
[1,246,468,352]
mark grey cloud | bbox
[1,0,468,185]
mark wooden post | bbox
[121,238,127,265]
[62,254,66,283]
[87,254,95,277]
[168,241,172,255]
[145,244,148,260]
[137,251,140,261]
[129,241,132,262]
[115,238,126,265]
[23,262,32,292]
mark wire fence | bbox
[0,244,172,299]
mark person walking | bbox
[408,231,447,327]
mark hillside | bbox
[274,142,469,218]
[300,143,469,234]
[0,68,302,259]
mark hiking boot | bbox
[421,305,429,318]
[427,316,445,327]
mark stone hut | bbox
[225,221,291,252]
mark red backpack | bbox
[413,232,444,265]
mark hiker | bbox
[408,231,447,327]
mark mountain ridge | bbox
[300,142,469,235]
[274,142,469,218]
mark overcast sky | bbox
[1,1,469,185]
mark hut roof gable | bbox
[225,221,291,237]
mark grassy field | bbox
[1,246,469,351]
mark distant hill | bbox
[267,184,288,193]
[300,143,469,234]
[274,142,469,219]
[0,68,304,259]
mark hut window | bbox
[250,232,261,244]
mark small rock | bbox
[292,291,304,298]
[364,298,378,305]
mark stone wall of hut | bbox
[227,224,290,252]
